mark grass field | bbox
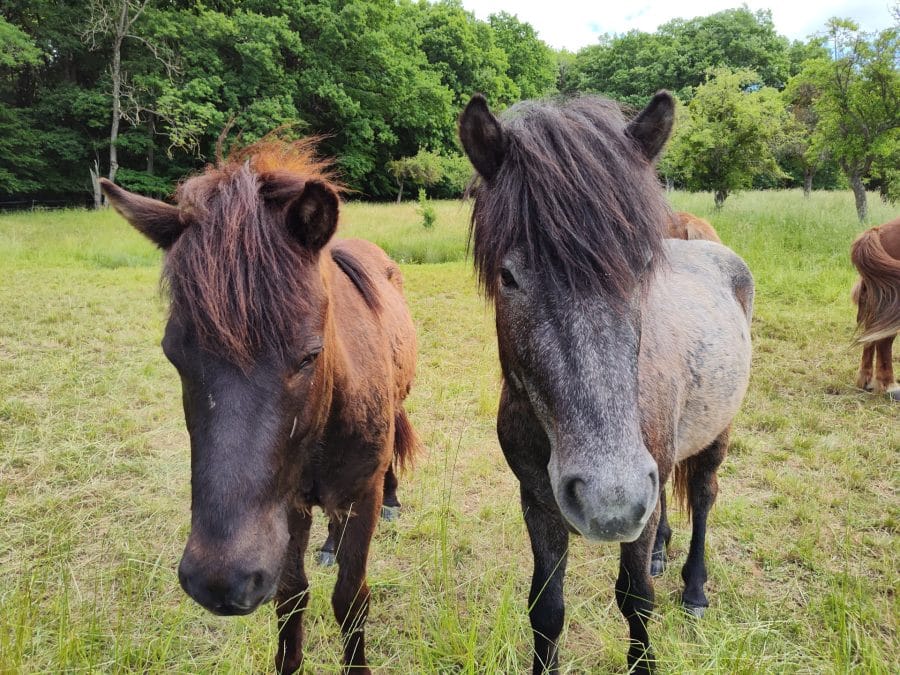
[0,190,897,673]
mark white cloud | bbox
[460,1,897,51]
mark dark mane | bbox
[469,96,669,301]
[331,247,381,311]
[165,138,341,368]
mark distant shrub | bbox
[417,188,436,229]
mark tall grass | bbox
[0,190,897,673]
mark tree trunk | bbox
[848,170,868,222]
[714,189,727,208]
[396,177,403,204]
[105,2,130,198]
[803,167,814,197]
[90,159,103,209]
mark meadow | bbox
[0,190,897,673]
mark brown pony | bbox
[851,215,900,399]
[666,211,722,243]
[100,139,419,674]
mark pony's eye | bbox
[499,267,517,288]
[296,349,321,371]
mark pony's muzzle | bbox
[177,552,276,616]
[557,459,659,543]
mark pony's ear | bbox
[284,179,339,252]
[459,94,507,181]
[626,90,675,162]
[100,178,186,249]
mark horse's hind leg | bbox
[680,428,729,617]
[316,518,339,567]
[381,464,401,521]
[873,335,898,396]
[650,489,671,577]
[275,509,313,675]
[617,502,660,674]
[331,487,380,674]
[856,342,876,390]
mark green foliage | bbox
[433,153,472,198]
[666,68,789,206]
[113,168,172,199]
[570,8,791,105]
[0,1,894,207]
[415,0,518,108]
[488,11,557,99]
[786,20,899,220]
[417,188,436,229]
[0,15,42,69]
[387,149,472,200]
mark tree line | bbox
[1,1,897,219]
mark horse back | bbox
[667,211,722,244]
[640,239,753,466]
[328,238,417,404]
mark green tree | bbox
[0,15,41,69]
[488,11,556,99]
[387,148,443,203]
[414,0,518,108]
[666,68,789,207]
[788,19,899,221]
[571,7,790,105]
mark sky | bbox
[460,1,898,51]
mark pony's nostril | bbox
[632,501,649,523]
[563,477,586,519]
[250,570,265,593]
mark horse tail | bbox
[392,406,420,473]
[851,227,900,343]
[671,460,693,522]
[672,427,730,522]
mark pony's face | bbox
[495,252,658,543]
[161,300,329,615]
[459,92,675,543]
[101,169,338,614]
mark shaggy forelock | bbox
[163,139,340,369]
[470,96,669,301]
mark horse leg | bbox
[381,463,401,521]
[856,342,876,390]
[522,487,569,675]
[275,509,313,675]
[331,488,380,674]
[617,504,660,675]
[316,517,339,567]
[650,489,671,578]
[680,428,729,617]
[873,335,898,395]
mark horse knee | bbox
[332,582,370,632]
[529,598,564,641]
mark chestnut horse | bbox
[459,93,753,674]
[851,215,900,399]
[667,211,721,243]
[100,139,419,674]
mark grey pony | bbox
[459,91,753,674]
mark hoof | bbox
[381,505,401,521]
[650,556,666,578]
[887,387,900,402]
[315,550,336,567]
[683,603,706,619]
